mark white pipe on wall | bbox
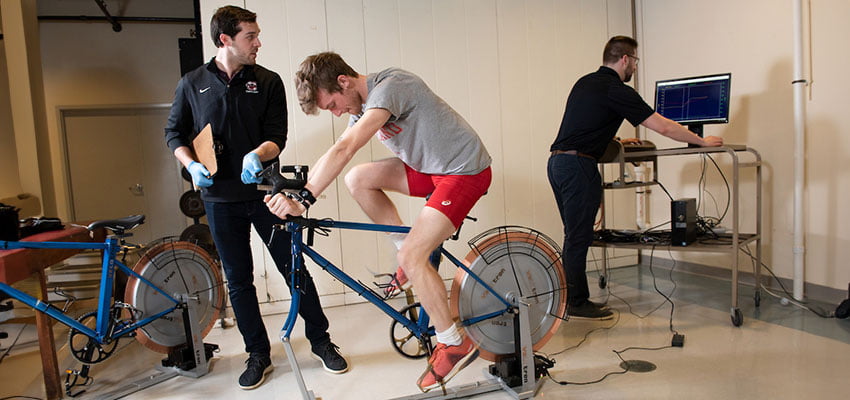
[635,164,649,230]
[791,0,808,301]
[632,0,649,231]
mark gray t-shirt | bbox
[349,68,491,175]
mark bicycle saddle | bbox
[87,215,145,234]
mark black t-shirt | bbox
[550,66,654,160]
[165,59,288,202]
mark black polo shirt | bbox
[165,58,288,202]
[550,66,654,160]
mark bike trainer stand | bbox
[283,295,549,400]
[282,335,317,400]
[89,294,218,400]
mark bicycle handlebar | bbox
[256,161,308,194]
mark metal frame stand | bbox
[279,297,546,400]
[389,296,544,400]
[91,294,215,399]
[282,336,317,400]
[596,145,762,326]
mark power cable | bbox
[0,323,28,364]
[740,245,833,318]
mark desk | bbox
[594,144,762,326]
[0,225,103,400]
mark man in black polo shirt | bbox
[548,36,722,319]
[164,6,348,390]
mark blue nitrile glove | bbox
[188,161,213,187]
[241,152,263,184]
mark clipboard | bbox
[191,124,217,190]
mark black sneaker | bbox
[311,341,349,374]
[568,300,613,320]
[238,354,273,390]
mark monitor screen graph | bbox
[654,73,731,128]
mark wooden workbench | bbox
[0,224,103,400]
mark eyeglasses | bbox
[627,54,640,64]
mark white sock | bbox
[435,323,462,346]
[389,232,407,251]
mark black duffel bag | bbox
[0,203,19,241]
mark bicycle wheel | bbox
[450,226,566,361]
[124,241,224,353]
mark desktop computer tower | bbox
[671,198,696,246]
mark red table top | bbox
[0,224,104,285]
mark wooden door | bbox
[62,107,186,244]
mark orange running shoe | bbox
[416,334,479,392]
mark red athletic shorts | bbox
[404,165,492,228]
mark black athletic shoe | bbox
[238,353,273,390]
[311,341,349,374]
[568,300,613,320]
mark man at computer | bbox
[548,35,723,319]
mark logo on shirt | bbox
[441,200,452,206]
[199,87,211,94]
[245,81,258,94]
[378,123,403,141]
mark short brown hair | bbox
[210,6,256,48]
[603,36,638,65]
[294,52,358,115]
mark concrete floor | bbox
[1,263,849,399]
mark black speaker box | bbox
[0,203,19,241]
[671,198,696,246]
[179,38,204,76]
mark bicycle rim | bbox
[125,241,223,353]
[450,227,566,361]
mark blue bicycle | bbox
[263,164,568,397]
[0,216,224,366]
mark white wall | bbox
[636,0,850,292]
[37,21,193,218]
[0,0,195,208]
[806,0,850,291]
[13,0,845,301]
[195,0,635,304]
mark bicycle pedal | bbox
[373,273,393,284]
[64,367,93,398]
[373,281,393,290]
[372,274,397,292]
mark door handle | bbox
[129,184,144,196]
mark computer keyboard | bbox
[622,141,657,152]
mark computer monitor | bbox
[654,73,731,141]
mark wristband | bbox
[297,196,312,210]
[287,192,312,210]
[298,188,317,206]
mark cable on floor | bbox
[542,343,677,386]
[545,309,621,357]
[607,247,678,323]
[541,246,686,387]
[740,244,834,318]
[0,323,28,364]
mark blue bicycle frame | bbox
[279,217,514,345]
[0,236,181,345]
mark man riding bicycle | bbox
[265,52,491,392]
